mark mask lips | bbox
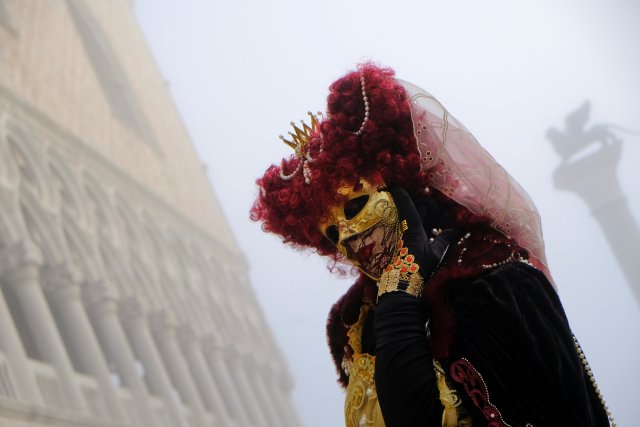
[342,219,399,279]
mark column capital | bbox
[41,263,84,302]
[177,324,203,352]
[149,309,178,336]
[82,280,120,318]
[0,240,43,282]
[201,332,227,357]
[118,295,149,324]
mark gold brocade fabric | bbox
[343,301,472,427]
[344,353,385,427]
[344,302,385,427]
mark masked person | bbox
[251,64,613,427]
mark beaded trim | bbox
[450,358,512,427]
[573,336,616,426]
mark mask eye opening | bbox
[344,195,369,220]
[325,225,339,245]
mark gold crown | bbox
[279,111,322,157]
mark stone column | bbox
[240,353,281,427]
[202,333,253,426]
[119,296,188,427]
[178,325,235,427]
[41,264,126,421]
[149,310,209,426]
[83,282,158,426]
[0,240,86,413]
[0,261,42,404]
[265,365,304,427]
[222,343,269,427]
[554,143,640,306]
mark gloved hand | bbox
[378,187,456,300]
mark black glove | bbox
[378,187,456,299]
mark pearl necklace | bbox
[573,336,616,426]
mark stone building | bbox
[0,1,299,426]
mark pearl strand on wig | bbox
[354,74,369,136]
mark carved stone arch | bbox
[0,186,23,243]
[112,194,145,251]
[154,231,198,321]
[61,219,98,281]
[18,189,67,265]
[47,150,89,225]
[171,236,200,287]
[96,238,130,292]
[0,112,19,188]
[204,254,243,339]
[4,118,53,205]
[185,242,215,292]
[138,213,175,282]
[82,173,119,246]
[112,196,162,308]
[126,257,159,308]
[204,255,232,305]
[113,197,150,261]
[169,235,215,328]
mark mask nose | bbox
[337,220,355,245]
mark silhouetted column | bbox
[83,282,158,425]
[178,325,235,426]
[0,253,42,404]
[554,143,640,305]
[202,333,253,426]
[119,296,188,427]
[0,241,86,412]
[266,363,303,427]
[241,353,281,427]
[223,344,270,427]
[42,263,126,421]
[150,310,209,426]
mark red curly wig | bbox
[252,63,530,365]
[251,64,428,255]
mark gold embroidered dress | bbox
[343,302,471,427]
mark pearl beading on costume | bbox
[279,158,302,181]
[279,154,315,184]
[354,74,369,136]
[573,336,616,426]
[456,232,471,265]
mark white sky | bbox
[134,1,640,426]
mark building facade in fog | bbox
[0,1,299,426]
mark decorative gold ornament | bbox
[377,238,425,299]
[279,111,322,157]
[279,111,323,184]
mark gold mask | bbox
[319,179,400,280]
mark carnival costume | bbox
[252,64,613,427]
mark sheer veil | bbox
[398,79,554,288]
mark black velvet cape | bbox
[329,262,611,427]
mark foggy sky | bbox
[134,1,640,426]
